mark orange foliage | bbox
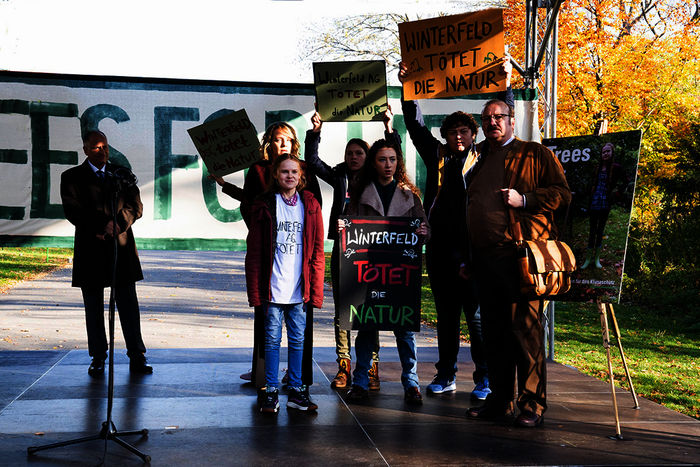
[503,0,700,139]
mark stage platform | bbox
[0,250,698,465]
[0,347,698,466]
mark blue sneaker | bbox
[426,375,456,394]
[471,377,491,400]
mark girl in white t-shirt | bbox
[245,155,325,413]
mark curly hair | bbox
[268,154,306,193]
[259,122,300,160]
[354,138,421,198]
[439,111,478,139]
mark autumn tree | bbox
[504,0,700,309]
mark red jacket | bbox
[245,190,325,308]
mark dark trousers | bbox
[473,247,547,416]
[251,304,314,389]
[81,282,146,360]
[587,208,611,248]
[426,245,487,382]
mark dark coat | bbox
[304,129,401,241]
[400,86,515,222]
[471,138,571,242]
[60,160,143,287]
[245,190,325,308]
[347,182,431,243]
[400,98,477,263]
[222,159,323,226]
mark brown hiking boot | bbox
[331,358,351,389]
[368,361,380,391]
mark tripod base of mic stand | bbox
[27,420,150,463]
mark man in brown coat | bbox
[61,130,152,376]
[464,100,570,427]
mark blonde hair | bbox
[260,122,300,161]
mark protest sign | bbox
[338,216,422,331]
[313,60,388,122]
[543,130,641,303]
[399,9,506,99]
[187,109,260,177]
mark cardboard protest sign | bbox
[338,216,423,331]
[399,9,506,99]
[313,60,388,122]
[543,130,641,303]
[187,109,260,177]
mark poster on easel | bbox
[338,216,423,331]
[543,130,642,302]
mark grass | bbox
[0,247,73,293]
[553,300,699,419]
[3,249,698,419]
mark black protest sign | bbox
[187,109,260,177]
[338,216,422,331]
[543,130,641,303]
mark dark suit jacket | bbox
[61,160,144,287]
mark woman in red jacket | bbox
[211,121,322,388]
[245,154,325,413]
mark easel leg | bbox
[607,303,640,409]
[598,298,623,439]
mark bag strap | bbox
[506,141,530,245]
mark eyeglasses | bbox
[481,114,511,122]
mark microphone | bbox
[105,167,138,187]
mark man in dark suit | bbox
[61,130,152,376]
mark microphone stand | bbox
[28,172,150,463]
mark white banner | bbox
[0,72,538,250]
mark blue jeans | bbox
[353,328,419,390]
[264,302,306,390]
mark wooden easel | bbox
[592,119,640,439]
[597,297,640,441]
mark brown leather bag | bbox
[506,142,576,298]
